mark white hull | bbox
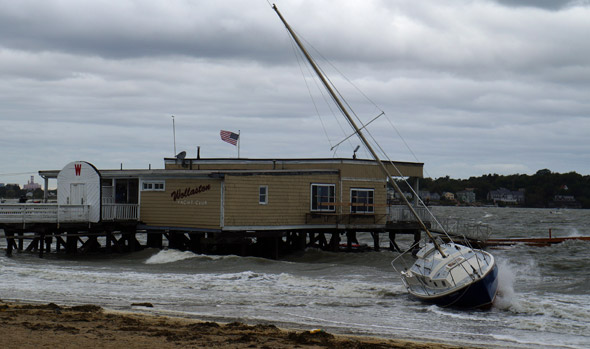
[397,243,499,308]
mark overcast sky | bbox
[1,0,589,187]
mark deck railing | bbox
[0,204,89,224]
[101,204,139,221]
[387,205,431,223]
[0,203,139,224]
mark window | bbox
[259,185,268,205]
[351,188,374,213]
[311,184,335,212]
[141,181,165,191]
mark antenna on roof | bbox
[176,151,187,167]
[353,145,360,159]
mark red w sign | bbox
[74,164,82,176]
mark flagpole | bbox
[171,115,176,156]
[238,130,241,158]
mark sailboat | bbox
[272,4,498,309]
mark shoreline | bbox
[0,300,465,348]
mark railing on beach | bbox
[436,217,492,241]
[387,205,431,223]
[386,206,492,241]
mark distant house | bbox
[456,189,476,204]
[418,191,440,201]
[487,188,525,205]
[442,192,455,201]
[393,191,413,200]
[552,195,581,208]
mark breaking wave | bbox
[144,249,200,264]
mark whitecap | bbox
[144,249,200,264]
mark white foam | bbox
[565,228,582,237]
[493,259,522,312]
[144,249,200,264]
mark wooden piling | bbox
[39,233,45,258]
[5,229,14,256]
[147,230,163,249]
[66,232,78,254]
[18,231,24,250]
[372,231,380,252]
[389,231,401,252]
[328,232,340,252]
[346,231,358,251]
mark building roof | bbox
[163,157,423,166]
[39,168,339,180]
[39,157,424,179]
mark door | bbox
[70,183,86,205]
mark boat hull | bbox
[410,262,499,309]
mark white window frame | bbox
[310,183,336,212]
[350,188,374,214]
[141,180,165,192]
[259,185,268,205]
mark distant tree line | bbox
[412,169,590,208]
[3,169,590,208]
[0,184,45,200]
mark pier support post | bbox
[56,236,64,252]
[188,232,203,253]
[371,232,380,252]
[38,233,45,258]
[5,229,15,256]
[18,231,24,250]
[25,237,39,253]
[317,232,328,249]
[272,236,279,260]
[66,232,78,254]
[147,230,163,249]
[79,236,100,253]
[389,231,401,252]
[328,232,340,252]
[411,230,421,256]
[45,235,52,254]
[106,231,112,252]
[346,231,358,251]
[297,232,307,250]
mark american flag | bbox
[220,130,239,146]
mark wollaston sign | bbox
[170,184,211,201]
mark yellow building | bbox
[1,157,425,258]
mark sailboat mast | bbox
[272,4,445,256]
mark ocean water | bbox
[1,207,589,348]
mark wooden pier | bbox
[2,223,423,259]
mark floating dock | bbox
[484,236,590,247]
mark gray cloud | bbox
[1,0,589,187]
[492,0,590,10]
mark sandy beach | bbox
[0,301,462,348]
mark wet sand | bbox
[0,301,464,348]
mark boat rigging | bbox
[272,3,499,309]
